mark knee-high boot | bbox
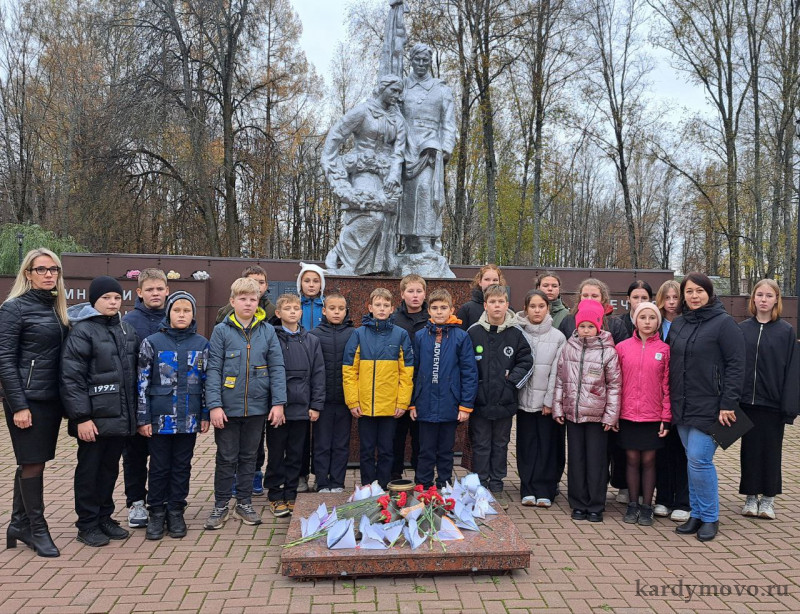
[6,468,32,549]
[19,474,59,557]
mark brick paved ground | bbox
[0,417,798,614]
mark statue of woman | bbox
[321,74,407,275]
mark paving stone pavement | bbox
[0,417,797,613]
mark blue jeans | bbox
[677,425,719,522]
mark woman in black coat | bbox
[738,279,798,520]
[0,248,70,557]
[668,272,745,542]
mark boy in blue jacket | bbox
[137,291,209,540]
[409,289,478,488]
[204,278,286,529]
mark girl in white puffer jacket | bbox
[514,290,566,507]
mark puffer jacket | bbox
[616,332,671,423]
[137,319,210,434]
[457,287,487,331]
[549,298,570,329]
[301,295,324,331]
[667,298,744,432]
[342,314,414,416]
[123,298,166,345]
[216,294,276,324]
[468,311,534,420]
[0,289,68,412]
[615,313,635,341]
[274,326,326,420]
[205,308,287,417]
[558,311,628,345]
[514,312,566,413]
[60,304,139,437]
[393,300,429,339]
[410,315,478,422]
[309,316,355,405]
[552,330,621,426]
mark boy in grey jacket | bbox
[204,278,286,529]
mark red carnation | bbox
[380,509,392,523]
[377,495,390,509]
[445,498,456,511]
[397,492,408,507]
[414,484,425,493]
[428,485,438,493]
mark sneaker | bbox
[234,503,262,525]
[128,500,148,529]
[99,518,130,540]
[330,487,344,493]
[253,471,264,496]
[521,496,536,506]
[270,501,290,518]
[742,495,759,517]
[146,508,166,541]
[623,502,640,524]
[297,476,309,493]
[167,510,187,538]
[536,498,552,508]
[670,509,691,522]
[77,527,110,547]
[758,497,775,520]
[287,500,295,515]
[638,505,654,526]
[616,489,629,504]
[318,488,332,493]
[204,506,229,530]
[653,504,671,517]
[492,491,510,511]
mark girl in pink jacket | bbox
[615,302,671,527]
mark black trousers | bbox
[608,430,628,490]
[739,406,784,496]
[391,411,419,478]
[313,403,352,490]
[566,421,608,513]
[147,433,197,511]
[358,416,396,489]
[469,414,513,492]
[213,415,266,507]
[75,436,126,531]
[123,432,149,507]
[516,410,563,501]
[416,421,458,488]
[654,428,690,510]
[255,421,267,472]
[265,419,308,502]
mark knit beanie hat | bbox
[633,301,662,329]
[166,291,197,317]
[575,299,604,330]
[297,262,326,296]
[89,276,123,307]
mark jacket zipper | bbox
[574,342,586,422]
[371,325,378,417]
[243,329,251,417]
[751,323,763,405]
[26,360,35,388]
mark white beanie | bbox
[297,262,326,296]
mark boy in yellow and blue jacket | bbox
[343,288,414,489]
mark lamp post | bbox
[16,232,24,267]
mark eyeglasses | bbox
[29,266,61,276]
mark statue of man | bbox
[399,43,456,255]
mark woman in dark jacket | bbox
[738,279,798,521]
[0,248,69,557]
[668,272,745,542]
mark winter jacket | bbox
[558,311,628,345]
[274,326,326,420]
[205,308,287,417]
[123,298,166,345]
[514,312,566,413]
[552,330,621,426]
[393,301,429,339]
[342,315,414,417]
[549,298,570,329]
[0,289,68,412]
[616,332,671,424]
[615,313,635,341]
[301,295,324,331]
[468,311,534,420]
[409,316,478,423]
[739,317,799,424]
[309,317,355,405]
[457,287,486,331]
[137,320,210,434]
[667,298,745,432]
[60,304,139,438]
[216,294,276,325]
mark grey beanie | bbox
[166,291,197,317]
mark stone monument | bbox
[322,0,456,278]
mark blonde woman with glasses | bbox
[0,248,69,557]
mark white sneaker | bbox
[521,496,536,506]
[297,477,309,493]
[758,497,776,520]
[742,495,759,517]
[536,498,552,508]
[670,509,691,522]
[318,488,332,493]
[128,500,148,528]
[653,504,671,517]
[616,489,629,504]
[330,487,344,493]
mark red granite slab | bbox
[280,493,531,578]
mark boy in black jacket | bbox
[265,294,325,517]
[310,293,355,492]
[467,284,533,510]
[61,276,139,547]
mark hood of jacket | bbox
[158,318,198,338]
[361,313,395,332]
[681,296,726,323]
[476,309,515,333]
[68,302,109,324]
[426,314,463,332]
[223,306,267,330]
[134,297,166,321]
[514,311,554,336]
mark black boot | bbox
[697,521,719,542]
[675,517,703,535]
[6,468,32,549]
[167,509,187,539]
[146,507,166,541]
[19,474,60,557]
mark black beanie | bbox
[89,276,123,306]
